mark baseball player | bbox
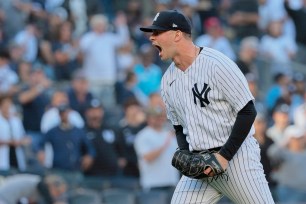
[140,10,275,204]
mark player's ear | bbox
[174,30,183,42]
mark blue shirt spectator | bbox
[17,67,52,152]
[38,104,95,171]
[134,44,162,97]
[20,85,50,132]
[40,125,95,171]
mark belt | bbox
[192,146,222,153]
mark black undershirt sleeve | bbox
[173,125,189,150]
[219,100,257,161]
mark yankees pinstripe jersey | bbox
[161,47,255,151]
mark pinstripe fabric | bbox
[161,47,255,151]
[170,137,275,204]
[161,47,274,203]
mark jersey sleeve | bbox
[161,71,180,126]
[215,59,254,112]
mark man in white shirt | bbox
[79,12,129,107]
[134,106,179,191]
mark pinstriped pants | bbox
[171,136,275,204]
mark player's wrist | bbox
[218,149,232,161]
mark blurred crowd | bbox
[0,0,306,203]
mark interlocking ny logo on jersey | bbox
[192,83,211,107]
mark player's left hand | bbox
[204,153,228,176]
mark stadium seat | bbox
[68,188,102,204]
[101,188,136,204]
[135,190,169,204]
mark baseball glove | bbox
[171,149,225,179]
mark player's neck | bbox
[173,44,200,71]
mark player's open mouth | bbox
[154,45,162,52]
[154,45,162,55]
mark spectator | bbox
[117,99,146,178]
[0,49,19,97]
[147,92,166,109]
[134,105,179,191]
[291,72,306,108]
[258,0,295,41]
[265,73,291,114]
[79,12,129,107]
[245,73,266,115]
[228,0,260,43]
[8,42,25,73]
[133,17,152,49]
[40,90,84,134]
[67,70,94,120]
[0,174,42,204]
[17,61,33,87]
[40,90,84,168]
[0,0,30,40]
[37,103,95,172]
[83,99,121,177]
[17,66,52,153]
[267,125,306,203]
[115,71,148,107]
[235,36,259,76]
[134,44,162,97]
[267,103,290,145]
[293,90,306,130]
[42,6,69,42]
[195,17,236,60]
[69,0,88,37]
[0,96,31,174]
[284,0,306,48]
[0,173,69,204]
[259,19,297,75]
[286,72,305,120]
[125,0,143,37]
[40,20,80,81]
[43,20,80,81]
[37,174,69,204]
[178,1,202,38]
[13,23,39,63]
[253,113,276,197]
[116,38,137,82]
[195,0,219,35]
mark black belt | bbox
[192,146,221,153]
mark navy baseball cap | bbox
[140,10,192,34]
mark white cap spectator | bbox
[281,125,305,146]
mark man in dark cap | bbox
[83,99,123,184]
[139,9,274,204]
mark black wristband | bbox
[173,125,189,150]
[219,101,257,161]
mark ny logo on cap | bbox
[172,23,178,27]
[153,13,160,22]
